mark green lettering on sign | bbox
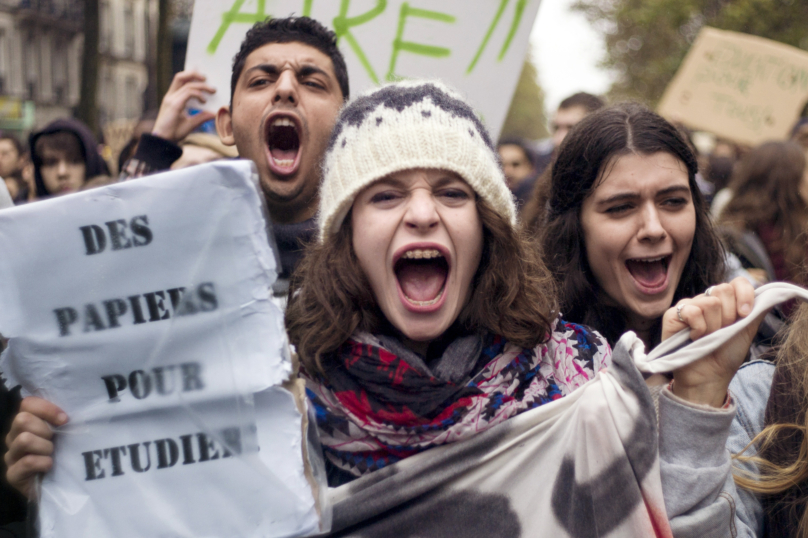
[466,0,527,74]
[208,0,269,55]
[386,2,456,82]
[333,0,387,84]
[303,0,313,17]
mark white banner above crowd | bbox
[0,161,324,537]
[184,0,542,140]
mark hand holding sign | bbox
[4,397,66,499]
[0,161,324,537]
[151,71,217,143]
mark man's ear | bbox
[216,106,236,146]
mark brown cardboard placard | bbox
[658,27,808,146]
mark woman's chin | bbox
[627,299,670,326]
[396,321,448,344]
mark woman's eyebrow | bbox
[371,177,406,189]
[655,185,691,196]
[430,175,465,188]
[596,192,637,205]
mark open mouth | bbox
[394,248,449,307]
[625,255,671,292]
[265,116,301,176]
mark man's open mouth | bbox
[265,115,301,176]
[394,248,449,307]
[625,255,671,291]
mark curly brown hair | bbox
[718,141,808,284]
[285,199,558,378]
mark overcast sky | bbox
[530,0,616,116]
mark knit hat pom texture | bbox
[318,80,515,241]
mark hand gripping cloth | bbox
[323,282,806,537]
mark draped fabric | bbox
[322,332,673,537]
[305,319,611,478]
[306,282,799,537]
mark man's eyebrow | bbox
[297,64,329,78]
[244,64,280,77]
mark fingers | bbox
[153,79,217,142]
[3,397,64,500]
[729,276,755,317]
[672,298,721,340]
[167,71,215,95]
[186,111,216,132]
[5,428,54,464]
[19,396,68,427]
[661,278,757,342]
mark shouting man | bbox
[121,17,349,298]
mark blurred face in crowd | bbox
[0,139,21,178]
[351,169,483,349]
[39,146,86,196]
[580,152,696,326]
[217,41,344,224]
[498,144,535,190]
[552,105,589,149]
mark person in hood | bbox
[29,118,110,199]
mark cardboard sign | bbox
[184,0,542,140]
[0,161,322,537]
[658,27,808,146]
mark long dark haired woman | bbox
[542,102,726,349]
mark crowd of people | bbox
[2,14,808,537]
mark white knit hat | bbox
[318,80,516,241]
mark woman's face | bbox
[580,152,696,324]
[351,168,483,344]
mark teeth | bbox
[272,117,295,128]
[633,256,665,263]
[402,248,442,260]
[406,288,444,306]
[272,157,294,167]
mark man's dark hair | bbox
[497,137,536,167]
[558,92,605,114]
[230,17,349,105]
[0,131,23,156]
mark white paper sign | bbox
[0,161,321,538]
[184,0,542,140]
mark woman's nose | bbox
[404,191,439,232]
[638,205,666,242]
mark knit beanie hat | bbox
[318,80,516,241]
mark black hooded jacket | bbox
[29,118,109,198]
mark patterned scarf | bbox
[304,319,609,478]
